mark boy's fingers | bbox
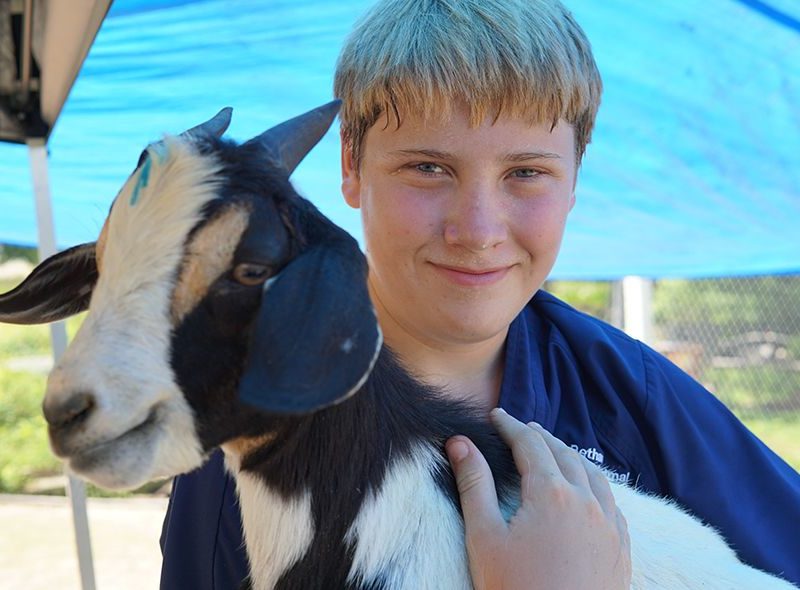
[446,435,506,539]
[526,421,618,515]
[586,462,618,517]
[528,421,591,489]
[489,409,560,486]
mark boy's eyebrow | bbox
[388,148,563,162]
[503,151,562,162]
[389,148,454,160]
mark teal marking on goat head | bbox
[129,158,151,206]
[130,143,169,206]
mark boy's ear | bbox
[238,237,381,414]
[0,243,98,325]
[340,132,361,209]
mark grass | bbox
[0,310,84,361]
[0,276,60,491]
[0,367,60,491]
[741,412,800,473]
[0,277,23,294]
[700,366,800,472]
[704,366,800,415]
[0,322,52,358]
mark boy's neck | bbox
[376,309,507,413]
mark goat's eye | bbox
[233,263,271,286]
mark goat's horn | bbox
[181,107,233,139]
[247,100,341,174]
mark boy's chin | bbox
[429,306,520,345]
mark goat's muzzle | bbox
[44,392,96,455]
[44,391,95,429]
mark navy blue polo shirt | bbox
[160,290,800,589]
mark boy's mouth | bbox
[429,262,512,287]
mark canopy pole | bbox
[610,280,624,329]
[27,138,97,590]
[622,276,654,345]
[21,0,34,99]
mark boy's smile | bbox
[342,105,577,351]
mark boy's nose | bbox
[443,188,507,252]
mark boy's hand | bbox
[445,409,632,590]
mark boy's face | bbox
[341,105,576,348]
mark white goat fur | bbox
[41,139,796,590]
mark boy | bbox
[160,1,800,588]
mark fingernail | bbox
[490,407,507,417]
[447,439,469,463]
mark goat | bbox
[0,102,795,590]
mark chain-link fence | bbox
[546,276,800,471]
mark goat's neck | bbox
[222,448,316,590]
[219,381,404,589]
[218,349,514,589]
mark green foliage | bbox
[0,323,51,358]
[788,335,800,359]
[704,366,800,417]
[742,411,800,473]
[0,316,84,359]
[654,276,800,333]
[0,244,37,264]
[0,368,60,492]
[545,280,612,320]
[0,278,22,294]
[0,314,91,494]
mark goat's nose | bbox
[43,392,96,430]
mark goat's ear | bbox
[0,243,98,325]
[238,238,381,414]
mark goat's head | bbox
[0,102,381,489]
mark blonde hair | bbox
[334,0,602,167]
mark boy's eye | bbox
[511,168,540,179]
[415,162,445,175]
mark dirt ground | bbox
[0,493,168,590]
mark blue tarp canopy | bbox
[1,0,798,279]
